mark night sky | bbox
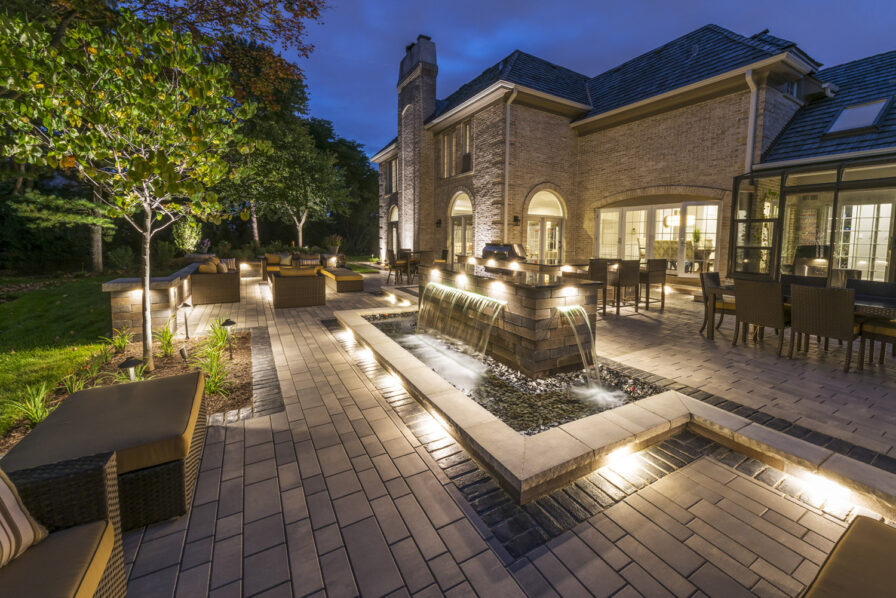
[286,0,895,157]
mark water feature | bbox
[417,282,506,354]
[557,305,601,383]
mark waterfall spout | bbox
[418,282,506,354]
[557,305,600,383]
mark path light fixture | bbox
[180,345,189,362]
[118,356,142,382]
[222,318,236,360]
[180,301,192,339]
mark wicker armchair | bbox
[789,285,863,372]
[640,258,667,311]
[609,260,640,315]
[564,258,609,316]
[2,452,126,597]
[847,279,896,365]
[700,272,735,333]
[732,279,790,356]
[191,270,240,304]
[270,271,326,308]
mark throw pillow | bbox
[279,253,292,267]
[222,258,236,271]
[0,468,48,567]
[216,262,228,273]
[198,262,217,274]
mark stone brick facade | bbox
[375,37,812,277]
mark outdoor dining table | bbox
[704,284,896,340]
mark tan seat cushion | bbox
[714,300,735,310]
[804,516,896,598]
[0,520,113,598]
[266,264,280,273]
[863,319,896,336]
[1,372,205,475]
[279,267,319,277]
[322,268,362,282]
[264,252,280,265]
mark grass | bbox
[0,275,111,435]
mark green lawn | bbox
[345,255,381,273]
[0,276,111,434]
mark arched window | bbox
[388,206,399,254]
[525,191,565,264]
[449,192,473,263]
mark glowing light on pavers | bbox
[429,269,441,281]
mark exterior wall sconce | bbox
[435,219,442,228]
[513,216,521,226]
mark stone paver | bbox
[123,273,891,597]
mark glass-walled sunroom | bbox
[731,157,896,283]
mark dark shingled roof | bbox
[429,50,590,121]
[762,51,896,164]
[582,24,806,119]
[373,137,397,159]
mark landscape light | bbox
[118,356,142,382]
[466,256,477,265]
[179,346,189,362]
[180,301,192,339]
[429,269,441,281]
[222,318,236,359]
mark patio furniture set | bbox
[701,273,896,372]
[385,249,440,284]
[0,373,207,597]
[262,252,364,308]
[563,257,668,315]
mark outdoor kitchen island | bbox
[420,263,603,378]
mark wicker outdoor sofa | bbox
[1,372,207,531]
[191,269,240,304]
[1,452,126,597]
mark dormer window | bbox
[825,98,890,137]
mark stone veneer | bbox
[101,264,197,339]
[420,266,600,378]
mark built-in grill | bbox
[481,243,527,263]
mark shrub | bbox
[194,342,228,395]
[107,246,135,271]
[173,219,201,254]
[100,326,132,353]
[61,373,86,395]
[213,240,232,258]
[155,240,176,269]
[197,238,211,253]
[5,382,52,426]
[154,320,175,358]
[323,234,343,251]
[208,318,229,350]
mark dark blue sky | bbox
[287,0,895,156]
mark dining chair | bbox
[640,258,667,311]
[789,285,864,372]
[846,279,896,363]
[385,250,406,285]
[610,260,640,315]
[563,258,609,316]
[699,272,735,333]
[732,279,789,357]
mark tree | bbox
[0,12,255,369]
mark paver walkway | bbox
[122,273,890,597]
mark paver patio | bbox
[122,272,894,597]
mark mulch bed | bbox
[0,331,253,454]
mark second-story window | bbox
[383,159,397,194]
[441,120,472,178]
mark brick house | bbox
[372,26,896,284]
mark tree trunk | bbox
[89,189,103,272]
[292,210,307,248]
[142,206,154,371]
[249,201,260,247]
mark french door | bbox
[450,215,473,263]
[525,217,563,264]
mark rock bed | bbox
[367,313,659,435]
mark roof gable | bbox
[762,51,896,164]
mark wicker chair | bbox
[564,258,609,316]
[609,260,640,315]
[848,279,896,364]
[270,271,326,308]
[191,270,240,304]
[789,285,864,372]
[699,272,735,333]
[732,279,790,356]
[3,453,126,597]
[386,250,406,285]
[640,258,667,311]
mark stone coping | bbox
[102,263,199,292]
[336,306,896,519]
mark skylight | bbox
[826,98,890,136]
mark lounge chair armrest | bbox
[8,452,119,533]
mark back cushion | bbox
[280,267,318,277]
[0,468,48,567]
[265,253,280,265]
[280,253,293,267]
[216,263,228,273]
[197,262,218,274]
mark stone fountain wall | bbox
[420,268,600,378]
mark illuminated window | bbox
[826,99,890,137]
[383,159,397,194]
[441,121,472,177]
